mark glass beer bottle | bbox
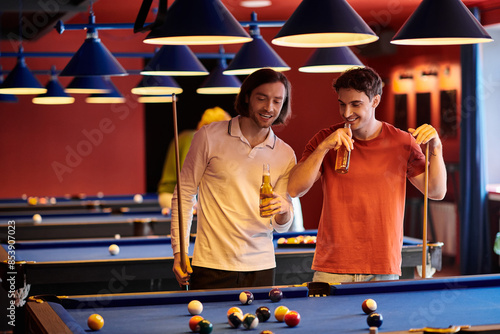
[335,123,351,174]
[260,163,273,217]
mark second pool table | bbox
[1,231,442,297]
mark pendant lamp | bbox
[131,75,183,95]
[224,14,290,75]
[65,76,112,94]
[299,47,364,73]
[140,45,208,76]
[391,0,493,45]
[33,67,75,105]
[197,57,241,94]
[0,48,46,95]
[144,0,252,45]
[60,12,127,77]
[86,79,125,104]
[272,0,378,48]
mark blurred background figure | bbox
[158,106,231,213]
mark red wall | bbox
[0,23,461,229]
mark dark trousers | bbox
[190,266,275,290]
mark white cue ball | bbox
[133,194,143,203]
[33,214,42,223]
[188,300,203,315]
[108,244,120,255]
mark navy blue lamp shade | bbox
[33,77,75,105]
[86,80,125,104]
[60,29,128,77]
[391,0,493,45]
[131,75,183,95]
[141,45,208,76]
[224,26,290,75]
[144,0,252,45]
[299,47,364,73]
[272,0,378,48]
[197,59,241,94]
[0,55,46,95]
[65,76,112,94]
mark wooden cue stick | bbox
[172,93,188,285]
[422,143,429,278]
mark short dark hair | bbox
[234,68,292,125]
[333,67,383,101]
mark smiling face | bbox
[246,81,286,129]
[338,88,380,133]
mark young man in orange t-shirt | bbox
[288,67,447,283]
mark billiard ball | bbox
[133,194,143,203]
[108,244,120,255]
[87,313,104,330]
[239,291,254,305]
[367,312,383,328]
[274,305,289,322]
[260,331,274,334]
[277,237,287,245]
[188,300,203,315]
[227,306,243,317]
[255,306,271,322]
[32,214,42,223]
[28,197,38,205]
[197,319,213,334]
[242,313,259,329]
[362,298,378,314]
[189,315,204,332]
[269,288,283,302]
[284,310,301,327]
[228,312,243,328]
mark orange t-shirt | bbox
[300,122,426,275]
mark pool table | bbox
[0,231,442,297]
[0,209,181,241]
[23,274,500,333]
[0,193,161,213]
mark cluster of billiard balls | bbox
[362,298,384,329]
[187,288,301,333]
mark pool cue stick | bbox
[172,93,188,290]
[422,143,429,278]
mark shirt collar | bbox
[228,116,276,149]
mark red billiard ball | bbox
[284,310,301,327]
[362,298,377,314]
[367,312,383,328]
[189,315,204,332]
[268,288,283,302]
